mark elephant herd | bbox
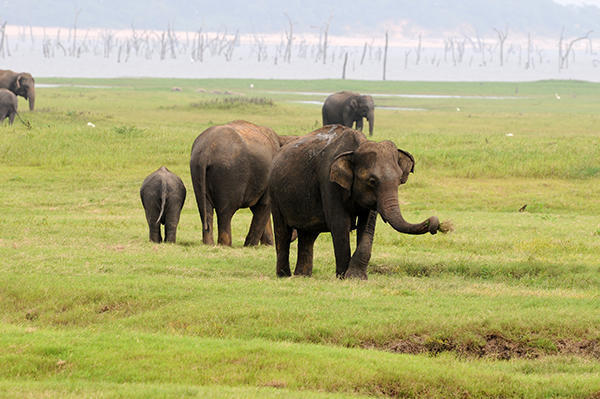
[141,91,449,280]
[0,69,35,125]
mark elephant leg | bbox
[9,112,15,125]
[216,208,235,246]
[272,206,293,277]
[148,222,162,243]
[245,199,271,246]
[164,204,182,243]
[355,118,363,131]
[330,218,352,278]
[202,201,215,245]
[294,230,319,277]
[260,218,274,246]
[346,210,377,280]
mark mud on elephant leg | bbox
[330,220,352,278]
[216,208,235,246]
[273,207,293,277]
[202,202,215,245]
[260,218,274,246]
[245,198,272,246]
[345,210,377,280]
[294,230,319,276]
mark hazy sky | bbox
[554,0,600,4]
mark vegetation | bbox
[1,78,599,398]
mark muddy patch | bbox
[365,333,600,360]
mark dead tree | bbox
[494,27,508,66]
[525,33,534,69]
[382,31,389,80]
[360,42,368,65]
[342,52,348,79]
[70,8,81,57]
[558,27,593,71]
[322,22,329,65]
[404,49,411,69]
[283,13,293,63]
[0,22,6,58]
[415,34,422,65]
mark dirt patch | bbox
[370,333,600,360]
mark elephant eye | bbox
[368,176,378,187]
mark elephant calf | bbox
[140,166,186,243]
[190,120,297,246]
[0,89,17,125]
[322,91,375,136]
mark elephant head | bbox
[349,95,374,136]
[12,73,35,111]
[330,141,440,235]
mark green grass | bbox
[1,78,600,398]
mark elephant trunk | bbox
[377,189,439,235]
[27,87,35,111]
[367,109,374,136]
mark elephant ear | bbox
[330,151,354,191]
[397,149,415,184]
[349,98,359,112]
[15,74,22,89]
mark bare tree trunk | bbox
[382,31,389,80]
[283,13,293,63]
[322,22,329,65]
[71,8,81,57]
[494,27,508,66]
[342,52,348,79]
[415,34,422,65]
[355,43,364,66]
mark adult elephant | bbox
[269,125,450,280]
[0,70,35,111]
[322,91,374,136]
[190,120,297,246]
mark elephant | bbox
[190,120,298,246]
[269,124,449,280]
[0,89,18,125]
[140,166,187,243]
[322,91,374,136]
[0,70,35,111]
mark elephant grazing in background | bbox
[0,89,18,125]
[0,70,35,111]
[190,120,297,247]
[269,125,450,280]
[140,166,187,243]
[322,91,375,136]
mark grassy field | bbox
[1,78,600,398]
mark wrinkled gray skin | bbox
[0,89,18,125]
[322,91,374,136]
[0,70,35,111]
[140,166,187,243]
[269,125,441,280]
[190,120,298,246]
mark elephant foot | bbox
[344,266,368,280]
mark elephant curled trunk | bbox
[377,191,439,235]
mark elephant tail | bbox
[197,160,209,232]
[155,178,167,224]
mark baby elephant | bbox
[0,88,18,125]
[140,166,186,243]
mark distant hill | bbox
[2,0,600,37]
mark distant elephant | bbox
[0,70,35,111]
[190,120,297,246]
[140,166,187,243]
[0,89,18,125]
[322,91,374,136]
[269,125,449,280]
